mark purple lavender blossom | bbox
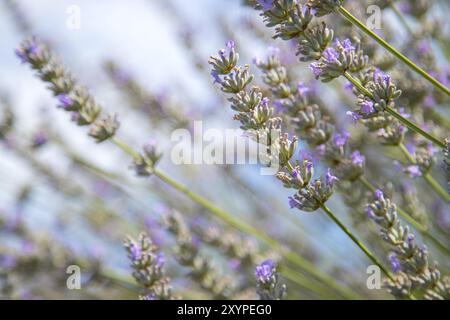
[288,196,300,209]
[346,111,362,123]
[375,189,384,199]
[57,93,73,109]
[360,100,375,114]
[211,70,222,84]
[341,39,355,52]
[334,131,350,147]
[310,62,323,77]
[325,168,338,185]
[336,38,355,53]
[257,0,274,11]
[129,242,142,261]
[373,69,391,86]
[389,253,402,273]
[323,47,339,63]
[15,37,39,63]
[350,150,365,166]
[404,165,422,178]
[226,40,235,49]
[255,259,276,283]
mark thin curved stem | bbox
[320,205,394,281]
[338,6,450,96]
[423,173,450,202]
[110,138,359,299]
[322,204,416,300]
[343,72,446,148]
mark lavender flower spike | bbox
[124,233,174,300]
[255,259,286,300]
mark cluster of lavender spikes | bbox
[366,190,450,300]
[124,233,174,300]
[163,210,236,299]
[255,50,366,182]
[209,41,338,212]
[253,1,406,143]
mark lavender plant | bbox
[251,1,446,149]
[163,210,235,299]
[253,49,449,254]
[124,233,174,300]
[209,41,396,285]
[366,190,450,300]
[250,1,449,206]
[4,0,450,301]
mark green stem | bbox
[398,143,450,202]
[423,173,450,202]
[343,72,445,148]
[398,142,416,163]
[321,205,394,281]
[322,204,416,300]
[110,138,359,299]
[338,6,450,96]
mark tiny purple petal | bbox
[351,150,365,166]
[375,189,384,199]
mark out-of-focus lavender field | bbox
[0,0,449,300]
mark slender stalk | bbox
[321,205,394,280]
[322,205,416,300]
[343,72,446,148]
[110,138,359,299]
[386,108,445,148]
[338,6,450,96]
[398,143,450,202]
[423,173,450,202]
